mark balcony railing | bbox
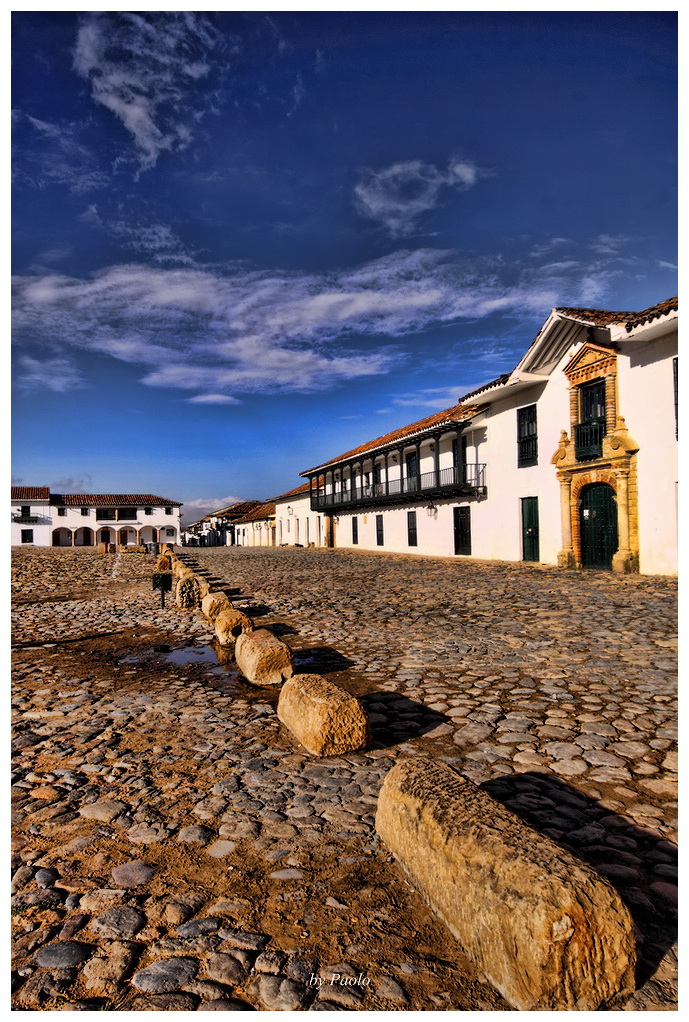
[574,418,605,461]
[310,463,486,511]
[12,514,39,524]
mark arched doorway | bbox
[74,527,93,546]
[52,528,72,547]
[579,484,618,569]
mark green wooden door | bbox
[521,496,539,561]
[580,484,618,569]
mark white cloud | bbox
[658,260,678,271]
[15,356,86,393]
[354,158,488,236]
[12,243,630,399]
[180,494,247,526]
[73,12,225,170]
[186,394,242,404]
[591,234,631,256]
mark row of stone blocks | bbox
[153,550,637,1011]
[156,551,368,759]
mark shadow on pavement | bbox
[360,692,450,749]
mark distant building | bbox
[183,500,263,546]
[298,298,677,575]
[234,500,276,547]
[11,489,183,547]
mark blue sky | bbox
[11,12,677,524]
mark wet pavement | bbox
[11,546,677,1010]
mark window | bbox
[117,507,137,520]
[165,506,173,515]
[517,405,538,467]
[21,529,33,544]
[97,508,116,520]
[21,505,30,517]
[352,517,358,544]
[80,507,89,516]
[575,379,606,460]
[376,514,384,546]
[57,507,67,517]
[166,529,174,537]
[145,507,153,515]
[407,510,418,547]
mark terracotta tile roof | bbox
[301,400,485,474]
[273,482,312,501]
[236,500,276,523]
[206,500,263,520]
[555,296,677,331]
[53,494,182,507]
[11,486,50,501]
[623,296,678,332]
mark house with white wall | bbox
[184,500,263,546]
[274,482,327,548]
[234,500,276,547]
[299,297,677,575]
[11,489,183,547]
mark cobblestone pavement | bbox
[11,546,677,1010]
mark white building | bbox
[234,500,276,547]
[274,483,328,548]
[183,500,262,546]
[11,489,183,547]
[298,297,677,575]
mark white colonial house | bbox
[11,489,183,547]
[234,500,277,547]
[274,482,328,548]
[298,297,677,576]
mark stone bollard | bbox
[375,758,636,1011]
[214,608,254,650]
[197,578,211,598]
[175,575,202,609]
[155,553,172,572]
[277,674,368,756]
[235,628,294,686]
[201,591,233,622]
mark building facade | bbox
[183,500,263,546]
[298,298,677,575]
[11,490,183,547]
[234,501,276,547]
[274,483,328,548]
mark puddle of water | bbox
[118,642,279,704]
[165,645,218,666]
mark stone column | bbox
[556,474,576,568]
[612,470,633,573]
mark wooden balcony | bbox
[310,464,486,512]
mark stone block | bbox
[375,758,636,1011]
[201,592,233,621]
[277,673,368,756]
[175,576,202,609]
[155,554,172,572]
[235,628,294,686]
[214,608,254,649]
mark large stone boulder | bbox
[155,553,172,572]
[277,674,368,756]
[375,758,636,1011]
[201,591,233,621]
[235,629,294,687]
[214,608,254,650]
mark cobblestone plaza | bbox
[11,546,677,1010]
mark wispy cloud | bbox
[50,474,94,492]
[12,112,111,194]
[73,12,225,170]
[12,244,630,401]
[354,158,488,237]
[15,355,86,393]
